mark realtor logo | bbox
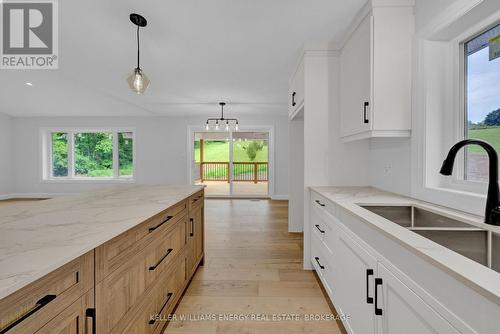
[1,1,58,69]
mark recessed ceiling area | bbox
[0,0,366,117]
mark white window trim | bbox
[411,2,500,217]
[40,127,136,183]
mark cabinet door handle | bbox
[0,294,56,333]
[190,218,194,237]
[314,257,325,269]
[85,308,96,334]
[315,200,325,207]
[149,215,173,232]
[292,92,297,107]
[375,278,383,315]
[149,248,173,271]
[149,292,173,325]
[366,269,374,304]
[315,224,325,234]
[363,102,369,124]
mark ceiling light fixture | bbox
[205,102,239,131]
[127,13,150,94]
[25,82,33,86]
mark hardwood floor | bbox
[166,199,342,334]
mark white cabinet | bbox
[340,2,414,141]
[335,228,377,334]
[288,60,304,118]
[376,262,461,334]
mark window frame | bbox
[41,127,136,183]
[449,20,500,192]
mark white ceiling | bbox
[0,0,366,117]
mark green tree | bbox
[484,108,500,126]
[243,141,265,161]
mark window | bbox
[44,129,135,181]
[463,23,500,182]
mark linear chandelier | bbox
[205,102,239,131]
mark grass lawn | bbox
[194,140,268,162]
[468,127,500,154]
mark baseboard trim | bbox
[271,195,289,200]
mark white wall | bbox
[0,112,14,197]
[10,114,289,197]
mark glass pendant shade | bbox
[127,68,150,94]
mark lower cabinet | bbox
[35,290,94,334]
[376,263,461,334]
[309,195,465,334]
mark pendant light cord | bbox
[136,25,140,69]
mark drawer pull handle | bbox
[363,101,370,124]
[149,292,173,325]
[149,215,173,232]
[315,200,325,207]
[190,218,194,237]
[375,278,383,315]
[315,224,325,234]
[366,269,374,304]
[192,195,203,203]
[292,92,297,107]
[85,308,96,334]
[149,248,173,271]
[0,294,56,333]
[314,257,325,270]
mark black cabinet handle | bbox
[149,215,173,232]
[292,92,297,107]
[149,248,173,271]
[315,224,325,234]
[366,269,374,304]
[190,218,194,237]
[314,257,325,269]
[0,294,56,333]
[86,308,96,334]
[363,102,369,124]
[375,278,383,315]
[149,292,173,325]
[315,200,325,207]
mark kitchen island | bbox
[0,184,205,334]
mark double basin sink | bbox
[360,205,499,273]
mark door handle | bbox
[314,257,325,269]
[315,224,325,234]
[149,215,173,232]
[363,102,369,124]
[366,269,374,304]
[375,278,383,315]
[292,92,297,107]
[148,248,173,271]
[315,200,325,207]
[0,294,56,333]
[85,308,96,334]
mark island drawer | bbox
[95,215,187,333]
[95,199,188,281]
[120,256,186,334]
[188,190,204,211]
[0,251,94,334]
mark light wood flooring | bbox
[166,199,343,334]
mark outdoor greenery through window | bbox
[464,23,500,182]
[48,130,134,179]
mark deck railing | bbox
[199,162,268,183]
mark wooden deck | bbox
[195,181,269,197]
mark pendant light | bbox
[205,102,239,131]
[127,13,150,94]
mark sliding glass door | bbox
[192,130,270,197]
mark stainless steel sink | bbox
[361,205,498,273]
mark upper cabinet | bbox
[288,59,304,119]
[340,0,414,141]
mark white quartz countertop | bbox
[310,186,500,304]
[0,184,203,300]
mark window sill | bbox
[41,178,136,184]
